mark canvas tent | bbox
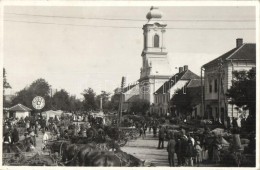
[42,110,63,120]
[9,104,32,119]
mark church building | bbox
[139,6,172,106]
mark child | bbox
[194,141,202,166]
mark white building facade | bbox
[202,39,256,124]
[139,6,172,106]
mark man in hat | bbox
[167,132,176,166]
[158,125,166,149]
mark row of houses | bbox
[116,38,256,121]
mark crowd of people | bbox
[3,114,256,167]
[2,113,107,152]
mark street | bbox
[122,131,169,166]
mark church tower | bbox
[139,6,172,105]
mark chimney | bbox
[184,65,188,71]
[179,67,184,73]
[236,38,243,48]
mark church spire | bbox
[146,6,163,20]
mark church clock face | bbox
[32,96,45,110]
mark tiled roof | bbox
[203,43,256,67]
[187,79,203,88]
[9,104,32,112]
[155,69,200,94]
[122,84,138,93]
[227,44,256,61]
[126,95,140,102]
[115,83,139,94]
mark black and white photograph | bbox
[2,2,258,167]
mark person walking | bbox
[152,121,157,137]
[167,132,176,167]
[211,135,221,164]
[157,126,165,149]
[175,135,182,166]
[29,127,36,147]
[3,132,12,152]
[11,126,19,144]
[194,141,202,166]
[42,130,49,150]
[143,123,147,137]
[185,138,194,166]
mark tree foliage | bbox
[52,89,70,111]
[226,68,256,132]
[82,88,97,112]
[171,86,201,117]
[129,98,150,115]
[226,68,256,114]
[95,91,112,112]
[69,95,83,112]
[3,68,12,107]
[3,68,11,91]
[110,93,120,111]
[12,78,51,111]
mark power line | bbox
[4,19,255,30]
[5,12,255,22]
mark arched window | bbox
[154,34,159,47]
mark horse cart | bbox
[117,127,139,147]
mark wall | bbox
[15,111,29,119]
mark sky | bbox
[3,6,256,98]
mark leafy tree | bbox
[129,98,150,115]
[96,91,112,112]
[226,68,256,132]
[82,88,97,112]
[226,68,256,114]
[171,86,201,117]
[3,68,11,92]
[12,78,51,111]
[69,95,83,112]
[110,93,120,111]
[52,89,70,111]
[3,68,12,107]
[29,78,50,97]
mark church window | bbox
[154,34,159,47]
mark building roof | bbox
[203,44,256,67]
[187,79,203,88]
[122,84,138,93]
[126,95,140,103]
[9,104,32,112]
[114,83,139,94]
[155,69,200,94]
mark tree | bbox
[82,88,97,112]
[171,86,202,117]
[3,68,11,91]
[69,95,83,112]
[96,91,112,112]
[129,98,150,115]
[110,93,121,111]
[3,68,12,107]
[226,68,256,114]
[12,78,51,111]
[226,68,256,132]
[52,89,70,111]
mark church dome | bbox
[146,6,163,20]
